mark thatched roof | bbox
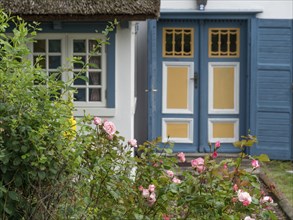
[0,0,160,21]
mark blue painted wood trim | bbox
[147,19,158,141]
[107,31,116,108]
[160,10,262,20]
[36,22,116,108]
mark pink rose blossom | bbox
[260,196,274,204]
[166,170,174,178]
[244,216,255,220]
[172,177,181,184]
[212,151,218,159]
[142,189,150,198]
[251,159,260,169]
[237,190,252,206]
[148,184,155,193]
[215,141,221,148]
[191,157,205,173]
[138,185,144,191]
[177,152,186,162]
[233,184,238,192]
[107,135,113,140]
[147,192,156,206]
[103,120,116,135]
[223,163,228,169]
[162,214,171,220]
[93,116,102,125]
[128,139,137,147]
[231,197,238,203]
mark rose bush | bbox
[0,10,278,219]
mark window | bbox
[31,34,108,112]
[209,28,240,58]
[163,28,194,58]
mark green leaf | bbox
[8,191,19,201]
[255,154,270,162]
[164,148,172,154]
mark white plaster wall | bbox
[109,22,136,141]
[161,0,293,19]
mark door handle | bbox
[190,72,199,88]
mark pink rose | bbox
[142,189,150,198]
[237,190,252,206]
[148,184,155,193]
[103,120,116,135]
[215,141,221,148]
[93,116,102,125]
[147,192,156,206]
[138,185,144,191]
[177,152,186,162]
[231,197,238,203]
[191,157,205,173]
[223,163,228,169]
[128,139,137,147]
[260,196,274,204]
[233,184,238,192]
[166,170,174,178]
[162,214,171,220]
[107,135,113,140]
[251,159,260,169]
[172,177,181,184]
[212,151,218,159]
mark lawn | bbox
[262,160,293,207]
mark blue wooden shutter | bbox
[250,19,293,160]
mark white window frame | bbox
[208,62,240,114]
[162,62,194,114]
[30,34,111,116]
[208,118,239,143]
[162,118,194,143]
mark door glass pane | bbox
[89,72,101,85]
[73,40,86,53]
[74,88,86,101]
[89,88,101,101]
[49,56,61,69]
[34,40,46,52]
[49,40,61,52]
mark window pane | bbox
[74,88,86,101]
[34,56,46,69]
[49,40,61,52]
[34,40,46,52]
[73,72,86,85]
[89,88,101,101]
[89,72,101,85]
[89,40,101,53]
[73,40,86,53]
[49,56,61,69]
[73,56,86,69]
[89,56,101,69]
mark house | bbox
[2,0,160,142]
[136,0,293,160]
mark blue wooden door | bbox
[151,20,247,153]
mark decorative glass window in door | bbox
[163,28,194,57]
[209,28,240,58]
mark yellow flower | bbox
[63,116,76,139]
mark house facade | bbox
[3,0,160,142]
[139,0,293,160]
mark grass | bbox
[262,160,293,207]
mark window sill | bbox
[73,107,116,117]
